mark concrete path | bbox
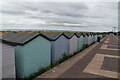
[36,34,119,79]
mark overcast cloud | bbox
[0,2,118,32]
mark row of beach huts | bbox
[0,32,103,79]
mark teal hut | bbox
[75,33,84,52]
[2,33,51,78]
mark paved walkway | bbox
[36,34,119,79]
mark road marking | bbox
[106,39,109,41]
[105,54,120,58]
[100,70,118,78]
[108,45,118,47]
[100,44,120,51]
[83,54,119,78]
[106,48,120,51]
[104,40,108,43]
[100,44,108,49]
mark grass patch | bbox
[83,44,89,49]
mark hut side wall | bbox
[93,35,95,42]
[15,36,51,78]
[52,35,68,63]
[88,36,90,45]
[95,35,98,41]
[0,42,2,80]
[84,36,88,45]
[69,35,78,54]
[88,35,92,45]
[100,34,103,39]
[77,35,84,52]
[90,35,93,44]
[87,36,90,45]
[2,43,16,78]
[91,35,94,43]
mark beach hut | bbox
[88,33,91,45]
[100,34,103,39]
[90,33,93,44]
[92,33,96,43]
[82,33,86,45]
[0,36,2,80]
[1,33,51,78]
[0,36,16,78]
[91,33,94,44]
[95,33,98,42]
[64,33,78,55]
[75,33,84,52]
[40,32,68,64]
[83,33,88,45]
[85,33,90,45]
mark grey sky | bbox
[0,1,118,32]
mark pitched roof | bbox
[92,33,95,35]
[1,33,40,45]
[40,32,63,41]
[90,33,93,36]
[85,33,89,36]
[82,33,86,37]
[63,32,75,39]
[75,33,82,38]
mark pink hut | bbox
[64,33,78,55]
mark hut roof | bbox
[85,33,89,36]
[40,32,63,41]
[81,33,86,37]
[63,32,74,39]
[1,33,40,45]
[75,33,82,38]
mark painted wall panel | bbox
[88,36,91,45]
[95,35,98,41]
[92,35,95,42]
[0,42,2,80]
[77,35,84,52]
[15,36,51,78]
[91,36,93,43]
[100,34,102,39]
[89,35,93,45]
[83,36,88,45]
[52,35,68,63]
[69,35,78,54]
[2,43,16,78]
[91,35,94,43]
[90,36,93,44]
[83,36,85,45]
